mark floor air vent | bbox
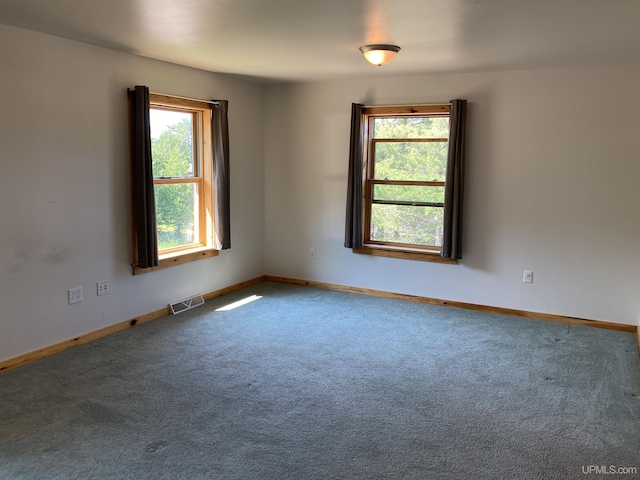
[169,294,205,315]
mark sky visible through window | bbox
[150,108,190,139]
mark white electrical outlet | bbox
[226,251,232,263]
[97,281,109,296]
[310,247,316,259]
[523,270,533,283]
[68,287,83,304]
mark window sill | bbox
[133,247,219,275]
[353,246,458,264]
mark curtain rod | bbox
[363,102,452,108]
[150,92,220,107]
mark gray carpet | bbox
[1,281,639,480]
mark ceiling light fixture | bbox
[359,44,401,66]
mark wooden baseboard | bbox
[0,275,267,374]
[265,275,637,334]
[202,275,265,302]
[2,273,634,374]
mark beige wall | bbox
[264,67,640,325]
[2,23,639,363]
[0,25,266,361]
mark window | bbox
[129,87,230,274]
[346,101,466,263]
[149,95,213,254]
[364,105,449,252]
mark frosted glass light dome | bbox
[359,44,401,66]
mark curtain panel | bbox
[344,103,365,249]
[441,99,467,260]
[212,100,231,250]
[128,85,158,268]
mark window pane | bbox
[370,204,444,247]
[373,116,449,139]
[374,141,448,181]
[154,183,199,250]
[150,109,195,178]
[373,185,444,205]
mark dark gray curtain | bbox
[212,100,231,250]
[344,103,365,249]
[128,85,158,268]
[441,99,467,259]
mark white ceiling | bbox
[1,0,639,83]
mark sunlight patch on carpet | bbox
[215,294,263,311]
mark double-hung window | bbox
[149,95,213,254]
[346,101,466,262]
[364,105,450,252]
[129,87,230,274]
